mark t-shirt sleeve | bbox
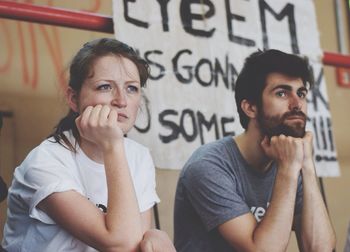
[137,149,160,213]
[182,158,250,231]
[17,146,84,224]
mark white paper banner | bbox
[113,0,340,176]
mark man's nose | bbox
[289,93,302,111]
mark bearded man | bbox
[174,49,336,252]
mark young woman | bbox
[2,38,175,252]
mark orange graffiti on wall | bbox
[0,0,102,90]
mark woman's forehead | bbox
[89,55,140,81]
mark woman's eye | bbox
[126,85,139,93]
[97,84,112,90]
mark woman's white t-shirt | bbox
[2,131,160,252]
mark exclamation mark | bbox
[320,116,327,150]
[313,117,320,149]
[327,118,334,151]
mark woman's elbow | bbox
[97,233,143,252]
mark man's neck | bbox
[234,129,272,173]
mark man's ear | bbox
[66,87,79,112]
[241,99,258,119]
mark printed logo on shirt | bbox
[87,198,108,213]
[250,202,270,222]
[97,203,107,213]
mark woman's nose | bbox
[112,89,127,108]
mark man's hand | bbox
[140,229,176,252]
[302,131,315,173]
[261,134,304,177]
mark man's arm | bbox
[218,135,304,252]
[218,166,299,251]
[294,132,336,252]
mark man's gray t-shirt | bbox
[174,136,303,252]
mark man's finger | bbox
[140,240,154,252]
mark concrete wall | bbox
[315,1,350,251]
[1,1,349,251]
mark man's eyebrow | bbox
[270,84,308,93]
[298,86,308,93]
[271,84,293,91]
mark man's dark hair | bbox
[234,49,314,129]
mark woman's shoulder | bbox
[123,137,154,170]
[21,132,75,167]
[124,137,150,154]
[10,132,77,186]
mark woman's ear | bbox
[241,99,258,119]
[66,87,79,112]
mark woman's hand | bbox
[75,104,124,150]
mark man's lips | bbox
[284,115,306,123]
[286,115,305,120]
[282,111,306,122]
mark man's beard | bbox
[257,109,307,138]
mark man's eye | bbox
[298,91,307,98]
[97,84,111,90]
[276,91,286,97]
[127,85,139,93]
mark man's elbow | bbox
[306,235,336,252]
[319,232,336,252]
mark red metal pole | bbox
[323,51,350,68]
[0,0,114,33]
[0,1,350,68]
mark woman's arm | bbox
[39,105,144,251]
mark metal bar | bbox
[0,110,14,130]
[323,51,350,68]
[0,110,13,118]
[0,0,114,33]
[334,0,347,53]
[1,1,350,68]
[153,204,161,229]
[319,178,329,211]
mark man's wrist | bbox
[301,160,317,177]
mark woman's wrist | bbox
[101,138,124,154]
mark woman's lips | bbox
[117,112,128,121]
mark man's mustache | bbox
[281,110,307,121]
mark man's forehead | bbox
[265,72,305,89]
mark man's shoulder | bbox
[192,136,235,159]
[180,136,236,178]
